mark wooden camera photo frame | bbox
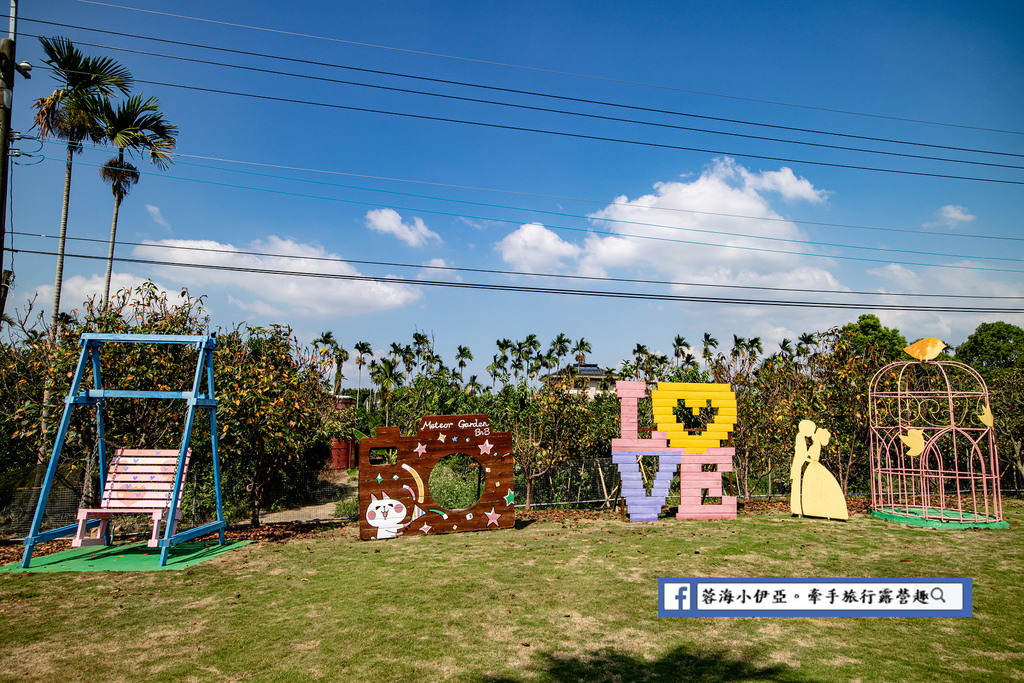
[358,414,515,540]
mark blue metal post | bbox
[90,343,110,544]
[21,341,93,568]
[207,344,225,544]
[159,338,206,567]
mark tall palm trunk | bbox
[102,190,123,306]
[50,144,75,330]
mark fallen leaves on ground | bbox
[2,498,875,566]
[0,521,349,567]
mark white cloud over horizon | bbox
[132,235,423,319]
[496,158,836,289]
[495,222,582,273]
[365,208,441,247]
[486,158,1022,350]
[25,273,178,320]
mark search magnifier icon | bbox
[931,587,946,603]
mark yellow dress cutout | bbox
[790,420,815,516]
[792,422,849,521]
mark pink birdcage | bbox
[868,360,1006,529]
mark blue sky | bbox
[6,0,1023,383]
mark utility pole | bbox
[0,37,14,323]
[0,0,22,325]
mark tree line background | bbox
[2,283,1022,525]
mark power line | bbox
[42,59,1024,185]
[10,246,1021,314]
[16,230,1024,301]
[45,139,1022,262]
[172,152,1024,244]
[21,23,1024,169]
[31,153,1024,273]
[67,0,1024,137]
[103,76,1024,186]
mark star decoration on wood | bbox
[485,507,501,527]
[419,524,432,534]
[504,489,515,506]
[478,439,493,455]
[414,442,427,456]
[374,474,383,484]
[437,433,446,442]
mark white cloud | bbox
[578,157,830,283]
[418,258,462,282]
[28,273,177,317]
[488,158,852,345]
[365,208,440,247]
[738,165,830,203]
[924,205,976,229]
[146,205,171,230]
[133,235,422,318]
[863,260,1024,344]
[866,263,924,291]
[495,223,582,273]
[227,295,283,318]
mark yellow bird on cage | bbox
[903,338,947,361]
[978,405,994,428]
[900,429,925,457]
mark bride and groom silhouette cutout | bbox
[790,419,849,521]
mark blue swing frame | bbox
[21,333,227,568]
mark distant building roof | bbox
[545,363,609,381]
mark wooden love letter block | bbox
[358,415,515,540]
[612,381,681,522]
[649,382,738,520]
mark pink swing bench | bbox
[72,448,191,548]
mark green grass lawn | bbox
[1,500,1022,682]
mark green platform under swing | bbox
[21,333,227,568]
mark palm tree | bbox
[455,345,473,383]
[313,330,337,383]
[496,338,512,367]
[702,333,719,365]
[731,335,747,360]
[797,332,816,359]
[92,94,177,305]
[510,355,524,382]
[370,358,402,425]
[354,341,372,409]
[388,341,403,364]
[673,335,689,369]
[33,37,132,329]
[412,332,431,372]
[550,333,571,372]
[332,345,350,395]
[571,337,592,365]
[632,343,649,381]
[465,375,483,396]
[486,355,501,390]
[400,344,415,378]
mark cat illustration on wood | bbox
[366,492,409,539]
